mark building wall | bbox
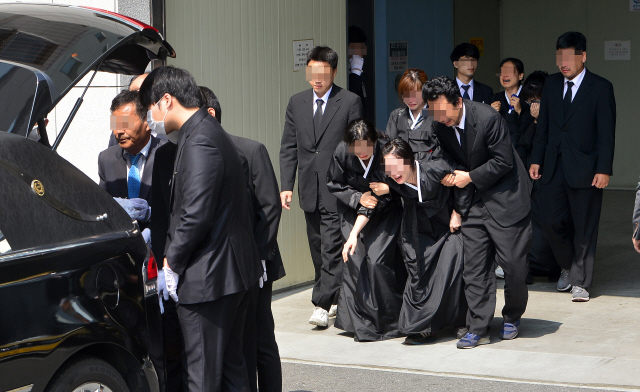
[374,0,454,127]
[453,0,501,93]
[501,0,639,189]
[165,0,348,290]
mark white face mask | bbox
[147,99,169,136]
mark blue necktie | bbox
[128,154,142,199]
[462,85,471,100]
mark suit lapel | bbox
[464,102,478,166]
[170,109,208,204]
[114,148,128,198]
[138,136,157,201]
[315,87,341,143]
[563,70,593,125]
[438,123,466,165]
[302,90,315,145]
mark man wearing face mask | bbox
[280,46,364,328]
[98,90,166,246]
[141,66,262,392]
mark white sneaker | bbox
[328,304,338,317]
[309,307,329,327]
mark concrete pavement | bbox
[272,190,640,390]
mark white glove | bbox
[142,228,151,247]
[163,266,179,303]
[259,260,267,289]
[349,55,364,75]
[157,269,167,314]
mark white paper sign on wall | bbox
[604,40,631,61]
[389,41,408,72]
[293,39,314,72]
[630,0,640,11]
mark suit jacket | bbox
[230,135,286,282]
[385,107,441,162]
[165,108,261,304]
[531,69,616,188]
[471,80,494,104]
[150,142,177,259]
[280,84,364,213]
[98,135,166,229]
[433,100,531,227]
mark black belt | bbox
[0,157,107,222]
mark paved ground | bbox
[273,190,640,391]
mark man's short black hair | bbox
[348,26,367,44]
[556,31,586,52]
[139,66,202,109]
[450,43,480,62]
[423,76,462,105]
[306,46,339,70]
[199,86,222,124]
[110,90,146,121]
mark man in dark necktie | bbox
[280,46,364,328]
[450,43,494,104]
[426,76,532,349]
[530,32,616,302]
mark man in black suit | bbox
[199,86,284,392]
[530,32,616,302]
[450,43,494,104]
[280,46,364,328]
[98,89,165,236]
[140,66,262,392]
[425,76,532,349]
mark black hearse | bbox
[0,4,175,392]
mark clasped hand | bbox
[440,171,472,188]
[359,191,378,209]
[113,197,151,222]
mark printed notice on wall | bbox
[604,40,631,60]
[293,39,314,72]
[389,41,408,72]
[631,0,640,11]
[470,37,484,57]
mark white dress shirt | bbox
[457,78,474,101]
[404,161,423,202]
[123,137,152,184]
[313,85,333,116]
[563,67,586,102]
[454,102,467,145]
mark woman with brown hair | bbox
[385,69,436,161]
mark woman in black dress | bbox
[327,120,404,342]
[385,68,437,161]
[344,138,467,345]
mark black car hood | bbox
[0,132,134,252]
[0,3,175,137]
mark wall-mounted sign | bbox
[470,37,484,57]
[389,41,408,72]
[604,40,631,60]
[293,39,314,72]
[631,0,640,11]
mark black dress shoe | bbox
[402,332,436,345]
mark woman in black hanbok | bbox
[344,138,467,345]
[327,120,404,342]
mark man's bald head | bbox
[129,73,149,91]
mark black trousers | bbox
[177,289,251,392]
[539,155,602,288]
[304,190,343,311]
[162,299,186,392]
[461,201,531,337]
[242,281,282,392]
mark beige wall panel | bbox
[502,0,637,189]
[453,0,502,92]
[166,0,347,290]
